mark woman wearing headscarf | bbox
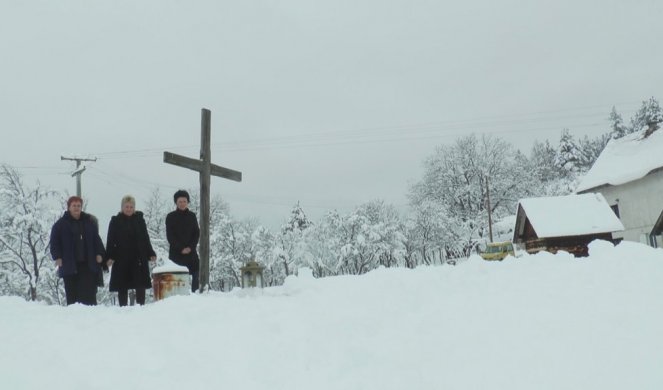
[106,195,156,306]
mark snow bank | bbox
[1,241,662,390]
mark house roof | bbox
[515,193,624,239]
[576,128,663,192]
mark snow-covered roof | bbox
[516,193,624,238]
[576,128,663,192]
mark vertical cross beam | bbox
[199,109,212,291]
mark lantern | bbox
[240,260,265,288]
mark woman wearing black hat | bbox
[166,190,200,292]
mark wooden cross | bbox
[164,108,242,292]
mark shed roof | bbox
[516,193,624,239]
[576,128,663,192]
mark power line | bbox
[88,165,180,191]
[88,101,639,160]
[88,164,375,211]
[11,166,63,170]
[92,120,606,160]
[212,122,607,153]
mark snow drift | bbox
[1,240,662,390]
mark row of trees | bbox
[609,97,663,140]
[1,98,661,303]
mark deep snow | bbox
[1,240,662,390]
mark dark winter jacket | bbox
[50,211,105,278]
[106,211,156,291]
[165,208,200,272]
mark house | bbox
[576,123,663,246]
[512,193,624,257]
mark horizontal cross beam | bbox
[163,151,242,182]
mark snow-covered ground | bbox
[1,240,662,390]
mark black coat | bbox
[106,211,156,291]
[50,211,105,278]
[166,208,200,272]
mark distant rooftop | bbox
[576,127,663,193]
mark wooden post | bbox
[486,175,494,243]
[61,156,96,197]
[199,109,212,291]
[75,160,82,197]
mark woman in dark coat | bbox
[50,196,106,306]
[166,190,200,292]
[106,195,156,306]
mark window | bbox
[610,204,620,218]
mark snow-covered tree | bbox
[554,129,584,173]
[530,140,564,183]
[270,203,315,281]
[299,210,343,278]
[250,225,280,285]
[609,106,627,139]
[282,201,313,233]
[409,134,523,255]
[526,140,577,196]
[336,212,375,275]
[577,133,610,170]
[550,126,609,178]
[0,164,62,302]
[142,187,170,260]
[358,200,406,269]
[405,200,449,266]
[629,97,663,134]
[207,196,253,291]
[335,200,406,275]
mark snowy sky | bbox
[2,240,662,389]
[2,1,663,229]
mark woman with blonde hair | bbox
[106,195,156,306]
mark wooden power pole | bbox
[61,156,97,197]
[164,108,242,292]
[486,175,494,243]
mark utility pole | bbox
[485,175,494,243]
[61,156,97,197]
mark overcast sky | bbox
[2,0,662,230]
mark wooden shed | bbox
[513,193,624,257]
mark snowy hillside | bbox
[1,240,662,390]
